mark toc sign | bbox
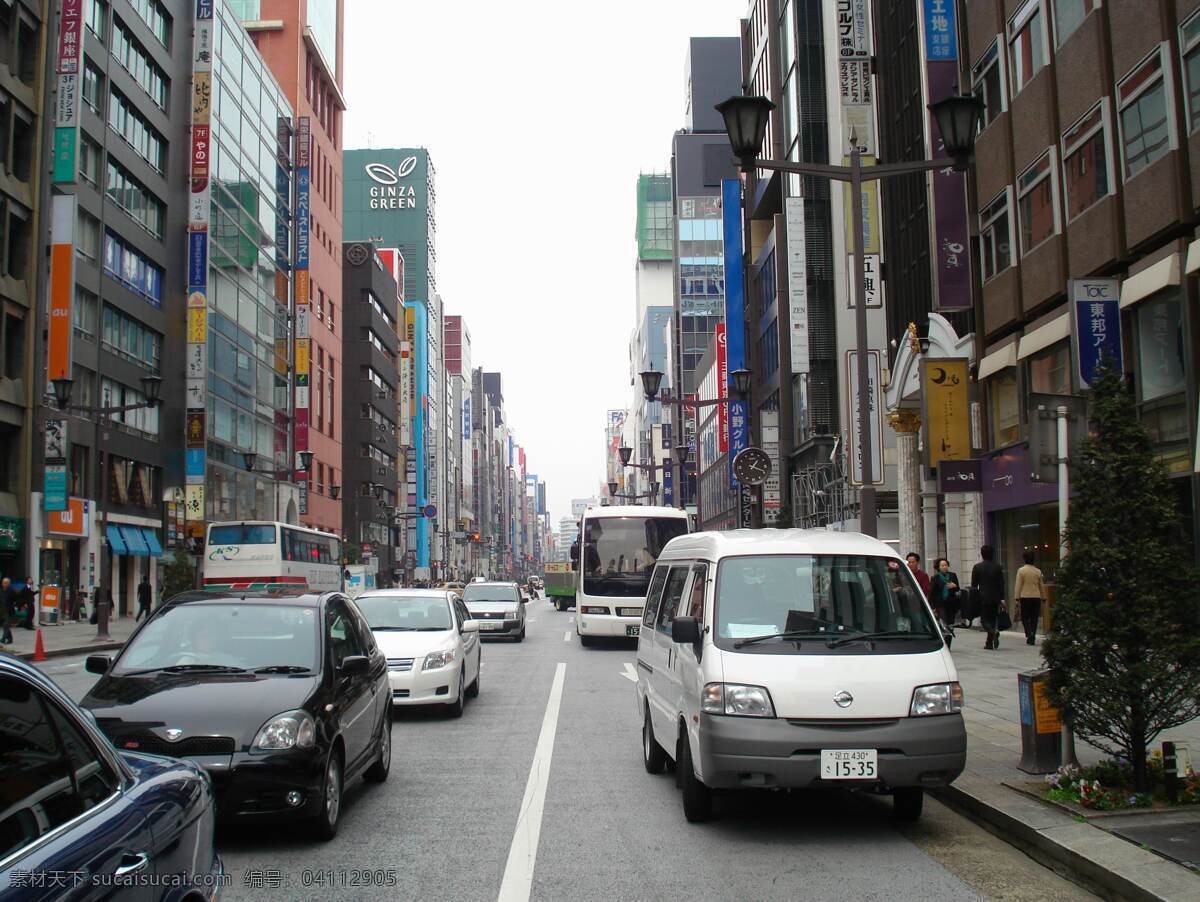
[1069,278,1122,389]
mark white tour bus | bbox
[202,521,343,593]
[575,505,690,646]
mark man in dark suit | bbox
[971,545,1006,650]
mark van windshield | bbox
[582,516,688,598]
[714,555,940,653]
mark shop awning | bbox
[1121,252,1180,308]
[143,529,163,557]
[1017,314,1070,360]
[106,525,128,555]
[119,525,149,556]
[977,344,1018,381]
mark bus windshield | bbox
[582,516,688,598]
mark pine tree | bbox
[1042,361,1200,791]
[161,546,197,603]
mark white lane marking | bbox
[497,663,566,902]
[563,631,571,642]
[620,662,637,683]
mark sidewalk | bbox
[940,623,1200,900]
[0,615,138,660]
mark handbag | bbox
[997,603,1012,631]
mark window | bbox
[74,287,98,338]
[85,0,106,39]
[5,205,28,281]
[101,305,161,372]
[82,60,103,112]
[3,310,22,379]
[328,602,365,667]
[971,39,1006,130]
[1008,0,1047,96]
[0,675,116,862]
[989,370,1020,447]
[111,18,168,110]
[1061,103,1110,220]
[1136,292,1185,402]
[1181,11,1200,133]
[105,158,164,237]
[1118,49,1172,179]
[654,565,690,636]
[979,190,1013,281]
[76,208,101,261]
[79,136,101,185]
[1028,341,1071,394]
[103,232,163,305]
[101,377,158,435]
[641,564,669,629]
[686,563,708,622]
[1054,0,1098,47]
[108,88,166,172]
[128,0,170,48]
[1017,151,1057,253]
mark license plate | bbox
[626,625,640,637]
[820,748,878,780]
[479,622,502,630]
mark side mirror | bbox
[671,616,701,646]
[85,655,112,675]
[339,655,369,675]
[461,619,480,633]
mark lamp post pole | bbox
[849,141,877,538]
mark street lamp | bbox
[607,481,618,497]
[50,374,162,640]
[618,445,632,466]
[298,450,313,472]
[330,484,341,500]
[638,369,664,402]
[674,445,689,465]
[716,90,982,537]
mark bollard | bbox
[1163,741,1179,803]
[1018,669,1063,774]
[94,599,111,641]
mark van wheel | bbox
[642,710,667,774]
[579,635,596,647]
[677,729,712,823]
[893,788,924,822]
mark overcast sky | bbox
[342,0,740,531]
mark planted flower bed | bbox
[1043,757,1200,812]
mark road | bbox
[39,601,1094,902]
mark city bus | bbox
[202,521,344,593]
[575,505,690,646]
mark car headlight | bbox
[700,682,775,717]
[423,649,456,671]
[252,710,316,750]
[910,682,964,716]
[506,609,520,618]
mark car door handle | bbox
[115,851,151,877]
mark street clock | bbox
[732,447,772,486]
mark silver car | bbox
[462,581,526,641]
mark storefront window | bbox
[988,370,1020,447]
[1135,292,1185,402]
[995,505,1061,585]
[1028,341,1071,394]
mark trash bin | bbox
[1018,669,1063,774]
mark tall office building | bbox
[235,0,345,535]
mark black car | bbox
[1,653,222,900]
[82,590,391,840]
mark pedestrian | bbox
[135,576,153,622]
[0,577,13,645]
[929,558,961,626]
[971,544,1007,650]
[906,552,932,598]
[1014,550,1046,646]
[16,578,38,629]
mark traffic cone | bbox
[32,628,46,662]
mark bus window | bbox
[209,524,276,545]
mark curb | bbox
[15,641,124,661]
[931,782,1193,902]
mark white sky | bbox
[342,1,740,529]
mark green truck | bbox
[543,561,576,611]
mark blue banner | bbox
[663,464,674,506]
[185,449,206,479]
[1070,279,1122,389]
[295,167,310,269]
[188,230,208,289]
[922,0,957,61]
[722,179,749,486]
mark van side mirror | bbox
[672,616,701,646]
[85,655,112,675]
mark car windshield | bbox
[114,603,318,673]
[714,555,939,651]
[582,516,688,597]
[463,586,518,605]
[356,595,452,630]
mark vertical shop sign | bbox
[846,350,883,485]
[294,117,311,510]
[784,198,810,374]
[52,0,84,183]
[1068,279,1122,389]
[47,195,76,383]
[920,0,971,310]
[921,358,971,466]
[44,419,68,511]
[761,411,781,524]
[722,180,749,497]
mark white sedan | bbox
[353,589,481,717]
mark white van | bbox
[634,529,966,823]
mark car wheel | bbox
[516,625,526,642]
[310,749,343,840]
[642,709,667,774]
[448,668,466,718]
[893,787,923,822]
[677,728,712,823]
[364,707,391,783]
[555,600,564,611]
[466,654,481,698]
[579,634,596,647]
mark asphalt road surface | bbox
[38,603,1095,901]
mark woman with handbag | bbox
[1014,550,1046,645]
[971,544,1007,650]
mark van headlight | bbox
[701,682,775,717]
[252,710,316,750]
[910,682,963,716]
[423,649,456,671]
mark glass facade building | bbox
[202,1,295,520]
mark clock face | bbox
[733,448,772,486]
